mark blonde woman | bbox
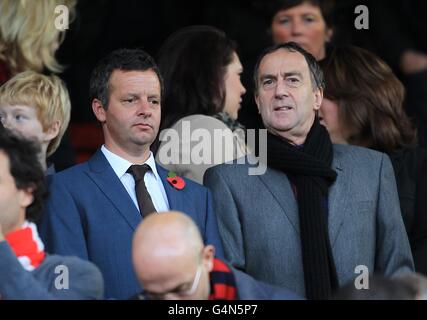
[0,71,71,174]
[0,0,76,83]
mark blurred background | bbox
[20,0,427,168]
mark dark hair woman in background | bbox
[156,25,247,184]
[319,45,427,274]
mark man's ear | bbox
[92,99,106,123]
[203,245,216,272]
[19,187,34,209]
[43,120,60,143]
[314,88,323,111]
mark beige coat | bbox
[156,114,247,184]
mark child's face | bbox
[0,104,47,145]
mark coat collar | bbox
[87,149,141,230]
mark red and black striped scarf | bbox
[208,258,237,300]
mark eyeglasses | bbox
[143,264,203,300]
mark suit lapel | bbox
[86,149,141,231]
[257,167,300,234]
[256,147,351,241]
[328,150,350,247]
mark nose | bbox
[137,99,152,117]
[240,80,246,96]
[275,79,289,98]
[290,19,304,36]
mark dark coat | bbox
[390,146,427,275]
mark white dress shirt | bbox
[101,145,170,213]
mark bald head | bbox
[132,211,215,299]
[133,211,204,263]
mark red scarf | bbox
[208,258,237,300]
[5,221,46,271]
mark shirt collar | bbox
[101,145,160,180]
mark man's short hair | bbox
[253,42,325,93]
[89,48,164,110]
[0,127,47,222]
[0,71,71,156]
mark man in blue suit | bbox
[39,48,224,299]
[204,42,414,300]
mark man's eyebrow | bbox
[260,74,277,81]
[283,71,303,78]
[122,93,140,98]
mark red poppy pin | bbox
[166,171,186,190]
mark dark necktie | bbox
[127,164,157,217]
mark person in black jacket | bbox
[318,45,427,274]
[370,1,427,148]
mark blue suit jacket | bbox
[39,149,224,299]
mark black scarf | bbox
[266,118,338,299]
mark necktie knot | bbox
[127,164,151,182]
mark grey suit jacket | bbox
[204,144,414,298]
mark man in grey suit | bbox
[204,42,414,300]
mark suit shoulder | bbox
[333,144,386,165]
[37,255,104,299]
[206,156,254,175]
[182,176,210,192]
[51,162,90,182]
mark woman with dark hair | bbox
[319,45,427,274]
[266,0,335,61]
[156,26,247,184]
